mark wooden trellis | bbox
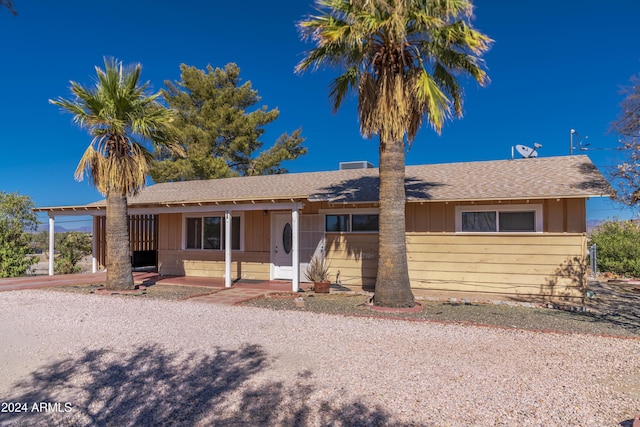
[94,214,158,269]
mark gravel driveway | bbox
[0,290,639,426]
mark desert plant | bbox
[589,220,640,277]
[305,255,330,283]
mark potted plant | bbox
[305,255,331,293]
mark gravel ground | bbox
[0,290,639,426]
[47,283,221,301]
[242,292,640,338]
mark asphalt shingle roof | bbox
[32,155,608,213]
[97,155,610,207]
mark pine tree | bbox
[151,63,306,182]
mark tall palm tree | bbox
[297,0,491,307]
[0,0,16,15]
[50,58,182,290]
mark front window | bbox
[204,217,222,249]
[326,214,350,232]
[498,211,536,232]
[461,211,496,232]
[352,214,379,232]
[186,215,241,250]
[325,212,379,232]
[186,218,202,249]
[457,205,541,233]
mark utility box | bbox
[339,161,375,170]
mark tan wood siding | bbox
[326,231,587,301]
[152,198,588,301]
[158,213,182,251]
[566,198,586,232]
[408,233,587,300]
[325,233,379,287]
[158,249,270,279]
[244,210,270,253]
[545,199,564,232]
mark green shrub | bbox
[589,220,640,277]
[54,232,92,274]
[0,192,38,277]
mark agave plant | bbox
[305,255,330,282]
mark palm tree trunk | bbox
[105,193,134,290]
[373,139,415,308]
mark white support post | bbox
[225,210,232,288]
[91,216,98,273]
[48,214,55,276]
[291,208,300,292]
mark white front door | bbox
[272,213,293,280]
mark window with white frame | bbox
[185,215,241,250]
[455,205,542,232]
[324,212,379,232]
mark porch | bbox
[39,200,315,293]
[0,271,299,294]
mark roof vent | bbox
[339,161,375,170]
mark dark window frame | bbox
[325,213,379,233]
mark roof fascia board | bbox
[407,195,607,203]
[35,201,306,216]
[126,202,303,216]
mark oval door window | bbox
[282,223,292,254]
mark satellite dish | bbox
[515,143,542,158]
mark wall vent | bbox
[339,161,375,170]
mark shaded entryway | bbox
[94,214,159,270]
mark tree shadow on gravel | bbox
[1,344,412,427]
[508,258,640,336]
[581,280,640,335]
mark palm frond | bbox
[329,66,360,112]
[298,0,491,144]
[51,57,180,197]
[414,67,450,133]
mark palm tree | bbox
[296,0,491,307]
[50,58,182,290]
[1,0,16,15]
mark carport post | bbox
[48,213,55,276]
[292,208,299,292]
[91,216,98,273]
[225,210,232,288]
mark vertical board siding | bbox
[407,199,587,234]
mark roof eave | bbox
[407,193,612,203]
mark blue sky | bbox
[1,0,639,229]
